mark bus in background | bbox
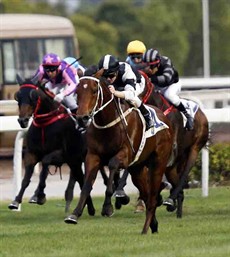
[0,13,79,101]
[0,14,79,151]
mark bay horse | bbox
[139,71,209,218]
[8,76,95,215]
[64,70,174,234]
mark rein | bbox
[20,83,70,145]
[138,71,154,104]
[138,72,176,116]
[79,76,115,120]
[80,76,136,153]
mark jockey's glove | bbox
[54,92,65,103]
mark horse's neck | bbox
[151,91,170,111]
[94,87,128,128]
[35,93,60,115]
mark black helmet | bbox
[98,54,119,76]
[143,49,160,65]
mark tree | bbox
[70,14,119,66]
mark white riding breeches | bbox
[156,80,182,107]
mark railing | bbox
[0,100,229,202]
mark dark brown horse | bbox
[139,71,209,218]
[8,77,95,215]
[64,71,174,234]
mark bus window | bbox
[2,42,16,84]
[0,14,79,100]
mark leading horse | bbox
[64,70,174,234]
[139,71,209,217]
[8,77,95,215]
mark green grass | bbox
[0,187,230,257]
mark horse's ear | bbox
[95,68,104,79]
[16,74,24,85]
[31,74,39,85]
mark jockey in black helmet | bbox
[98,54,154,130]
[142,48,194,130]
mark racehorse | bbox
[139,71,209,218]
[8,76,95,215]
[64,70,174,234]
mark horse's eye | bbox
[92,86,98,95]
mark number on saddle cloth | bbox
[144,105,169,138]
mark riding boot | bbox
[176,102,194,130]
[138,103,154,130]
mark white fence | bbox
[0,101,229,203]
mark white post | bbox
[201,147,209,197]
[202,0,210,77]
[12,130,27,211]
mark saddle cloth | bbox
[129,105,169,166]
[180,99,199,127]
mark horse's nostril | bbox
[82,116,89,122]
[18,117,29,128]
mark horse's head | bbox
[76,69,111,128]
[15,75,57,128]
[15,76,40,128]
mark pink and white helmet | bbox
[42,53,61,66]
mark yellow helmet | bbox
[127,40,146,55]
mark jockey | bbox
[142,48,194,130]
[63,56,85,78]
[34,53,79,113]
[125,40,147,96]
[126,40,146,68]
[98,54,154,130]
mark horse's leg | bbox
[143,163,164,235]
[29,164,49,205]
[176,189,184,218]
[163,166,180,212]
[66,162,95,216]
[101,156,123,217]
[64,167,77,214]
[114,169,130,210]
[100,166,109,186]
[8,153,38,210]
[166,148,199,216]
[64,153,100,224]
[129,164,158,234]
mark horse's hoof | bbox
[163,198,174,206]
[8,201,19,210]
[36,196,46,205]
[64,214,78,224]
[113,190,126,198]
[29,195,38,204]
[167,205,177,212]
[163,198,176,212]
[119,195,130,205]
[134,200,145,213]
[101,205,114,217]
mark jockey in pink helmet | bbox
[34,53,79,112]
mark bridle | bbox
[79,76,135,130]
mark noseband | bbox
[79,76,114,119]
